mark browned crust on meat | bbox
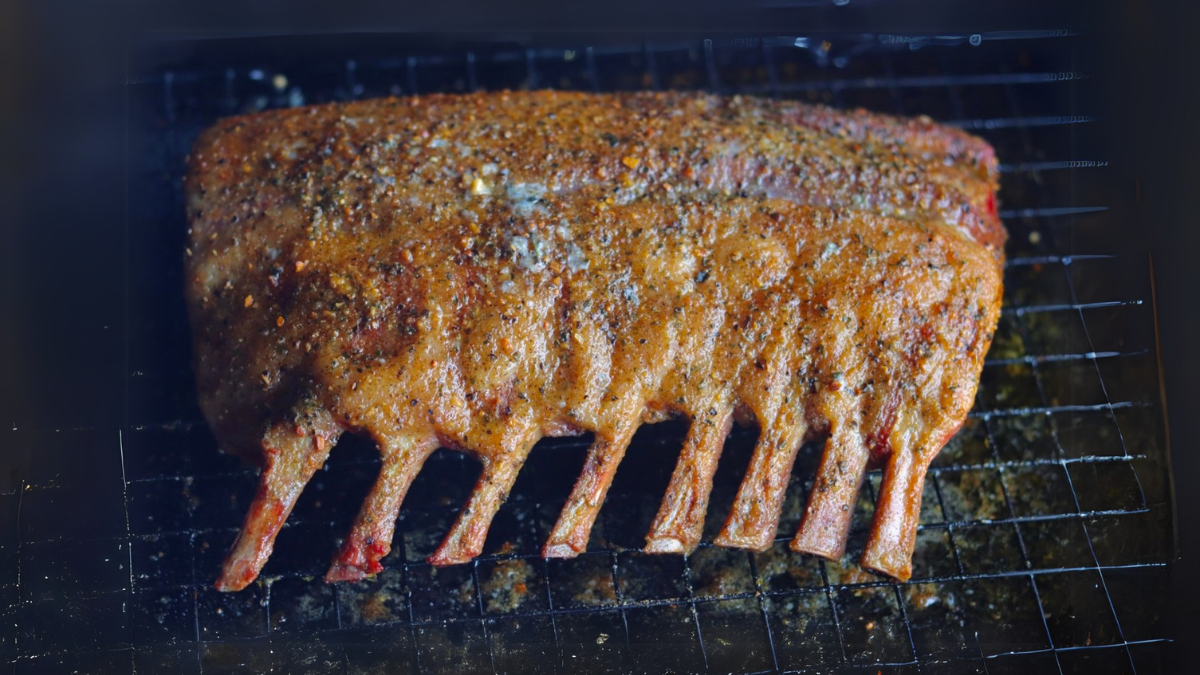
[184,90,1004,590]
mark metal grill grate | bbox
[0,30,1175,674]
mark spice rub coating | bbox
[184,90,1004,591]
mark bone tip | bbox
[325,563,370,584]
[213,578,247,593]
[859,550,912,582]
[713,530,771,552]
[643,537,687,554]
[542,542,583,559]
[789,536,844,561]
[427,547,476,567]
[214,565,255,592]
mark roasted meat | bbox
[184,90,1004,591]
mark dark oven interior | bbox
[0,28,1176,675]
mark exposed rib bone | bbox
[644,406,735,554]
[714,406,808,551]
[543,419,640,558]
[325,435,438,582]
[860,432,929,581]
[216,410,340,591]
[427,421,542,565]
[790,411,869,559]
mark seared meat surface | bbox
[184,91,1004,591]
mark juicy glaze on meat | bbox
[184,91,1004,591]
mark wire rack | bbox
[0,30,1175,674]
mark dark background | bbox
[2,0,1196,672]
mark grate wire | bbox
[1007,77,1138,673]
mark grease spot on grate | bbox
[624,603,705,674]
[936,469,1008,522]
[554,609,630,673]
[954,524,1026,575]
[485,615,558,675]
[696,598,775,673]
[688,546,755,599]
[990,413,1059,462]
[753,540,824,592]
[763,591,839,669]
[268,575,339,634]
[407,565,476,623]
[547,552,618,609]
[413,621,491,675]
[477,557,546,615]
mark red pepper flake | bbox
[244,295,254,308]
[276,316,285,327]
